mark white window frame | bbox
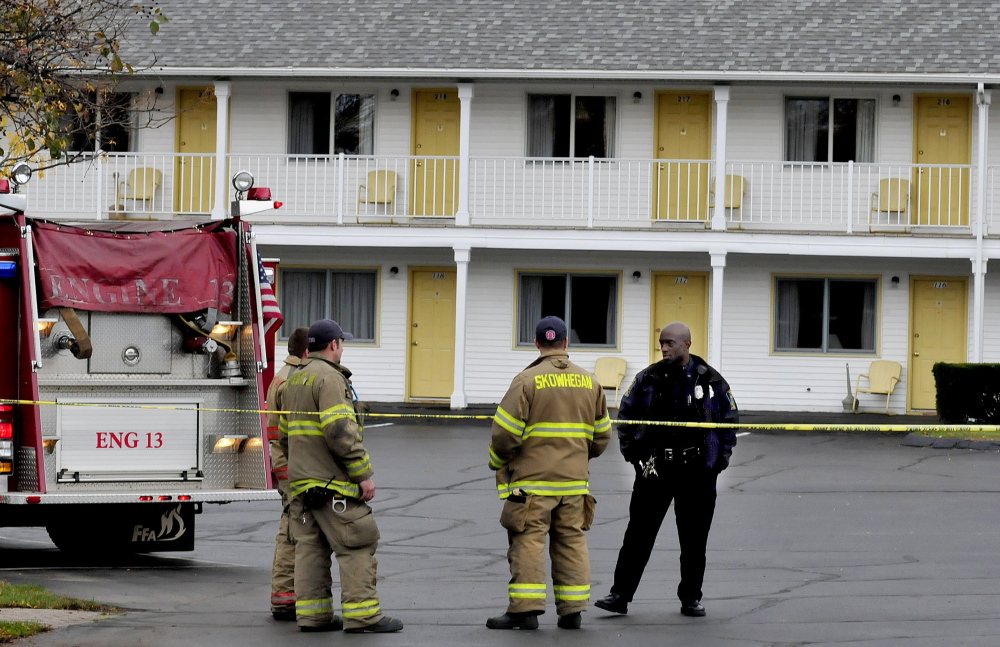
[278,267,380,344]
[773,275,879,354]
[287,92,376,157]
[515,270,620,349]
[525,93,618,159]
[784,96,877,164]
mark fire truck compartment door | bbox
[57,399,201,479]
[88,313,173,374]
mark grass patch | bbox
[911,427,1000,442]
[0,582,114,612]
[0,621,49,643]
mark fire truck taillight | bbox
[178,495,192,501]
[0,405,13,473]
[157,495,172,501]
[139,496,154,502]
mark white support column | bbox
[450,246,471,408]
[973,85,991,362]
[711,86,730,231]
[710,252,727,368]
[456,84,474,227]
[211,81,232,220]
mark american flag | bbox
[258,257,283,334]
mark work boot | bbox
[271,606,296,622]
[680,600,706,617]
[557,612,582,629]
[298,616,344,632]
[344,616,404,633]
[485,611,540,630]
[594,592,628,614]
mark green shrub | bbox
[932,362,1000,423]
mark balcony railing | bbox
[14,152,995,235]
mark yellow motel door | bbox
[411,90,460,216]
[650,272,709,365]
[913,95,971,226]
[909,277,967,411]
[175,88,217,214]
[408,268,457,399]
[654,92,712,222]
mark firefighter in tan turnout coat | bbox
[265,326,309,621]
[486,316,612,630]
[277,319,403,634]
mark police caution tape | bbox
[1,398,998,433]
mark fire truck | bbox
[0,164,283,552]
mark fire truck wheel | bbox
[45,524,126,553]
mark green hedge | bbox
[932,363,1000,423]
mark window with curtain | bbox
[785,97,876,163]
[288,92,375,156]
[62,91,134,152]
[527,94,617,158]
[516,272,618,347]
[774,277,877,353]
[279,268,378,343]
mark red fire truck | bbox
[0,164,282,552]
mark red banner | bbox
[32,221,238,314]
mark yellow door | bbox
[913,95,971,226]
[909,277,967,410]
[175,88,217,214]
[650,272,709,365]
[411,90,460,216]
[654,92,712,221]
[408,268,457,399]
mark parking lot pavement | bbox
[2,420,999,647]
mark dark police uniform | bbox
[608,353,738,607]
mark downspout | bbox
[973,84,990,362]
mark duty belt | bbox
[657,446,703,463]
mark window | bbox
[63,92,134,153]
[517,272,618,347]
[527,94,617,158]
[785,98,875,163]
[288,92,375,156]
[774,277,877,353]
[279,269,378,342]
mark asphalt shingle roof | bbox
[122,0,1000,76]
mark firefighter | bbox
[277,319,403,634]
[486,316,612,630]
[595,321,738,618]
[265,326,309,621]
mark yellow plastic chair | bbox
[870,178,909,218]
[708,174,746,209]
[358,170,397,206]
[852,360,902,414]
[111,168,162,211]
[594,357,627,407]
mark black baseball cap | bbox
[308,319,354,346]
[535,316,568,343]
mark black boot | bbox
[486,611,540,630]
[594,592,628,614]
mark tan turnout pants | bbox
[270,480,296,612]
[502,494,593,616]
[289,495,384,630]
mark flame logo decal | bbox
[156,504,187,541]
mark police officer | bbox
[595,321,738,618]
[265,326,309,621]
[486,316,612,630]
[277,319,403,634]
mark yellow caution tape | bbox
[0,398,995,433]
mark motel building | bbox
[17,0,1000,413]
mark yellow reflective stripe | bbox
[524,421,595,440]
[553,584,591,601]
[342,599,380,618]
[493,406,526,436]
[497,480,590,498]
[488,445,508,470]
[594,415,612,433]
[285,419,324,436]
[295,598,333,615]
[290,479,362,499]
[509,583,546,599]
[319,404,356,426]
[345,454,371,477]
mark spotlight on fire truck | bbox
[230,171,283,217]
[0,163,32,214]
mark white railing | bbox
[21,153,216,219]
[14,153,984,235]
